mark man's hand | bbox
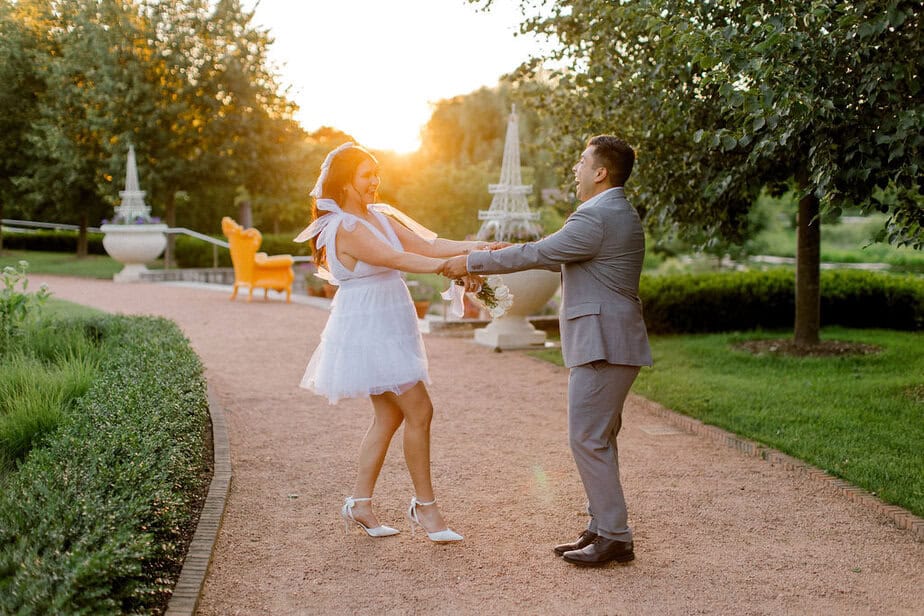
[442,255,469,278]
[458,274,483,293]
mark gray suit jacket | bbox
[467,187,652,369]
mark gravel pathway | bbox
[35,275,922,616]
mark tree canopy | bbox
[481,0,922,343]
[0,0,305,251]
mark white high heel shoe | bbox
[340,497,400,537]
[407,497,463,543]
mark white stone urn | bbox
[101,223,168,282]
[474,269,560,350]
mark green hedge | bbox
[640,270,923,334]
[1,230,106,255]
[174,232,309,268]
[1,229,309,268]
[174,234,231,268]
[0,315,210,614]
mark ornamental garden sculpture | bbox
[100,145,168,282]
[472,106,561,350]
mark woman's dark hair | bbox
[587,135,635,187]
[310,145,378,267]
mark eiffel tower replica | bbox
[471,105,561,350]
[476,105,542,242]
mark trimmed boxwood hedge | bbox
[640,269,923,334]
[174,232,309,268]
[2,228,309,268]
[0,315,210,615]
[1,230,106,255]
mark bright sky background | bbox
[246,0,545,153]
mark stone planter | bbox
[101,223,168,282]
[474,269,561,350]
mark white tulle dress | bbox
[299,204,429,404]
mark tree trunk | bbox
[238,198,252,229]
[0,202,4,253]
[164,191,176,269]
[794,169,821,346]
[77,211,88,258]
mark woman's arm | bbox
[336,223,444,274]
[387,218,508,257]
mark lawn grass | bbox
[42,297,108,319]
[0,249,126,278]
[529,327,924,518]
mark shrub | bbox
[1,230,106,255]
[640,270,923,334]
[0,316,210,614]
[0,261,49,355]
[173,232,309,268]
[173,234,231,268]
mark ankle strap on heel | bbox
[344,496,372,508]
[412,497,436,506]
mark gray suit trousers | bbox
[568,360,640,542]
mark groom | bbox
[443,135,651,566]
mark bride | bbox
[295,142,499,542]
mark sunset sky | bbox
[246,0,547,153]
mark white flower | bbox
[471,277,514,318]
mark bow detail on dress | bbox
[441,282,467,318]
[368,203,437,244]
[293,200,438,285]
[292,199,353,282]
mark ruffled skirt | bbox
[301,273,429,404]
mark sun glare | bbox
[249,0,540,155]
[296,99,430,155]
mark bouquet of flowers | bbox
[468,275,514,318]
[442,275,514,319]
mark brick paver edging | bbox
[165,386,233,616]
[642,397,924,542]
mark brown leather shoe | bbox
[562,536,634,566]
[553,530,597,557]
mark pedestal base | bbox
[113,264,151,283]
[474,315,548,350]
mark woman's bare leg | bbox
[393,382,450,532]
[348,395,404,528]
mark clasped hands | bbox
[439,241,511,291]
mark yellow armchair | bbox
[221,217,294,303]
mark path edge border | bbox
[638,395,924,542]
[165,384,233,615]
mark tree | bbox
[14,0,122,257]
[0,0,48,251]
[5,0,301,258]
[410,82,561,237]
[394,161,498,240]
[484,0,923,346]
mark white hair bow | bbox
[308,142,354,198]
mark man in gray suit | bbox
[443,135,652,566]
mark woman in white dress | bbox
[295,143,497,542]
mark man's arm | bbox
[444,208,603,277]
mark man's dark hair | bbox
[587,135,635,187]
